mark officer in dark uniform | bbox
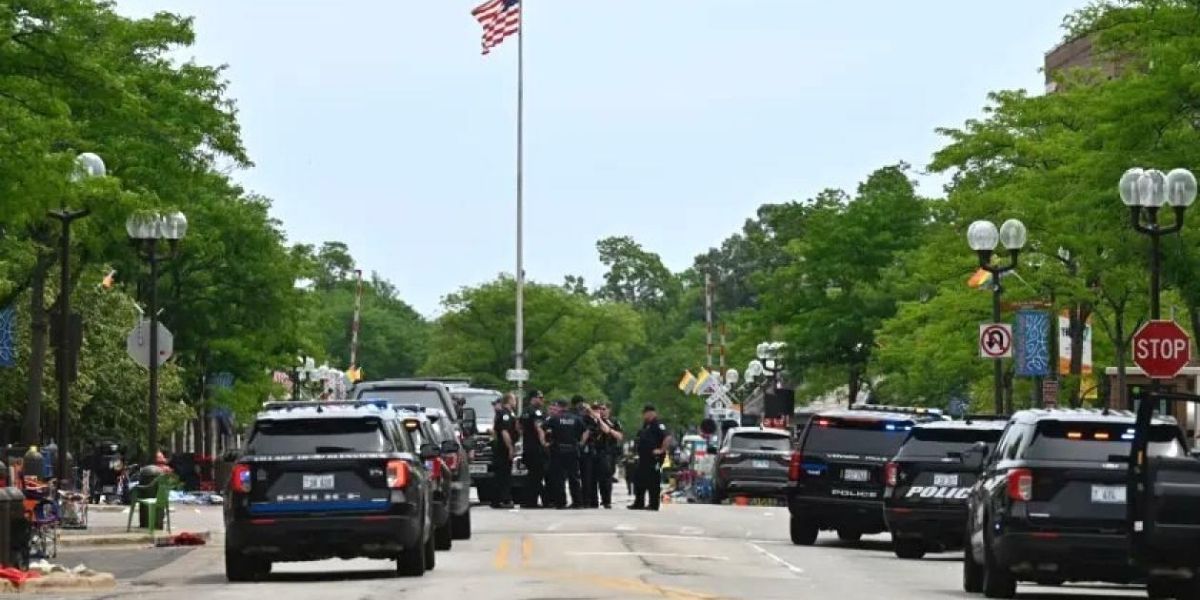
[545,399,588,509]
[519,390,549,508]
[573,396,597,508]
[490,392,518,509]
[628,404,670,511]
[588,403,623,509]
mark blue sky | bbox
[114,1,1085,316]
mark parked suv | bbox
[354,381,473,540]
[713,427,792,502]
[963,408,1189,598]
[787,405,944,545]
[883,416,1007,559]
[397,410,454,551]
[224,401,438,581]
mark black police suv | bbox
[963,408,1191,598]
[392,404,473,540]
[787,405,945,545]
[398,410,455,551]
[224,401,439,581]
[883,416,1006,559]
[354,382,473,540]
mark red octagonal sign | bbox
[1132,320,1192,379]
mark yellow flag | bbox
[677,370,697,394]
[695,368,712,394]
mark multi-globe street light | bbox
[126,210,188,459]
[967,218,1027,414]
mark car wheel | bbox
[452,508,472,540]
[962,534,983,594]
[1146,577,1189,599]
[435,521,453,551]
[424,531,436,571]
[225,549,270,583]
[836,529,862,543]
[893,538,926,560]
[981,528,1016,599]
[789,515,818,546]
[396,538,427,577]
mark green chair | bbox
[125,475,176,536]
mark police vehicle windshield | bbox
[729,431,790,452]
[247,418,392,455]
[896,427,1002,458]
[458,392,499,426]
[803,417,913,457]
[1023,420,1186,462]
[360,389,444,412]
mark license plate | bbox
[752,460,770,469]
[469,464,488,475]
[934,473,959,487]
[842,468,869,482]
[302,474,335,490]
[1091,485,1126,504]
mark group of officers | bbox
[489,390,671,511]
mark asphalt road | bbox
[66,494,1152,600]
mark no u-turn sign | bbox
[979,323,1013,359]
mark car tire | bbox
[836,529,862,543]
[452,508,472,540]
[396,538,427,577]
[1146,577,1189,599]
[225,549,270,583]
[893,538,926,560]
[435,521,453,551]
[962,535,983,594]
[424,531,436,571]
[981,528,1016,599]
[790,515,818,546]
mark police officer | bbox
[490,392,518,509]
[573,396,597,508]
[545,399,588,509]
[519,390,549,508]
[628,404,670,511]
[588,403,623,509]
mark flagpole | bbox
[514,1,525,410]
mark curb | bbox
[59,529,211,548]
[15,572,117,593]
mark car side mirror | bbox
[461,407,477,435]
[440,440,460,454]
[419,443,440,460]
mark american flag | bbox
[472,0,520,55]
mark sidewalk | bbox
[59,504,222,547]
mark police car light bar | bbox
[961,414,1010,423]
[262,399,390,412]
[849,404,943,416]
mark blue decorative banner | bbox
[0,305,15,368]
[1015,309,1051,377]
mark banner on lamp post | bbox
[1015,309,1051,377]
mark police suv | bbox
[882,416,1006,559]
[963,408,1194,598]
[224,401,439,581]
[787,405,945,545]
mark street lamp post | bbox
[967,218,1027,415]
[1119,168,1197,320]
[127,211,188,460]
[43,152,107,484]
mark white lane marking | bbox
[679,526,704,535]
[567,552,729,561]
[614,524,637,532]
[529,532,722,542]
[546,521,562,531]
[749,542,804,575]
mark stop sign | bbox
[1132,320,1192,379]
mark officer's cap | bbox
[643,404,657,413]
[527,390,544,400]
[554,399,570,408]
[571,395,586,406]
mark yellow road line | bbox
[521,535,534,566]
[493,537,511,570]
